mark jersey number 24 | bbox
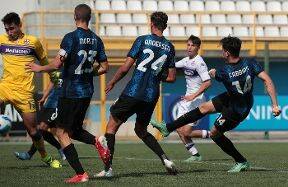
[137,49,167,75]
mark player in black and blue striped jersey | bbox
[151,36,281,172]
[26,4,110,183]
[95,12,177,178]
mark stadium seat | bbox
[264,26,279,37]
[186,26,200,37]
[132,14,147,23]
[127,0,142,10]
[258,15,273,25]
[266,1,282,11]
[180,14,195,24]
[220,1,235,11]
[205,1,220,11]
[202,26,217,37]
[158,0,173,11]
[211,14,226,24]
[138,26,149,35]
[251,1,266,12]
[282,2,288,11]
[233,26,249,37]
[163,27,170,37]
[122,26,138,36]
[242,15,254,24]
[218,26,233,37]
[174,1,189,11]
[189,0,204,11]
[168,14,179,24]
[100,14,116,23]
[274,15,288,25]
[170,26,186,37]
[227,14,242,24]
[95,0,110,10]
[196,14,210,23]
[280,26,288,36]
[250,26,264,37]
[143,0,158,11]
[117,14,132,24]
[99,25,105,36]
[235,1,251,11]
[111,0,126,10]
[106,25,122,36]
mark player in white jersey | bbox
[175,35,211,162]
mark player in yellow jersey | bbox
[0,12,61,168]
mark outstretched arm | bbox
[105,57,135,94]
[257,71,281,117]
[162,68,176,82]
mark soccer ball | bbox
[0,115,12,135]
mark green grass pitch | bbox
[1,142,288,186]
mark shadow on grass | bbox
[89,168,208,181]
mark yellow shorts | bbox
[0,83,36,113]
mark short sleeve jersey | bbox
[122,34,175,102]
[175,55,210,95]
[0,34,48,93]
[215,58,264,114]
[60,27,107,98]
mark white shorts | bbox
[176,95,206,126]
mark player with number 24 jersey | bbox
[122,34,175,102]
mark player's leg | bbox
[96,95,135,177]
[95,115,121,177]
[150,100,216,137]
[70,117,110,165]
[210,115,249,172]
[56,98,88,183]
[177,125,202,162]
[135,101,177,175]
[21,112,61,168]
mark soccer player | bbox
[173,35,211,162]
[26,4,110,183]
[14,75,66,161]
[96,11,177,178]
[151,36,281,172]
[0,12,61,168]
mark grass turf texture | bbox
[1,142,288,186]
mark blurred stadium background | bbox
[0,0,288,140]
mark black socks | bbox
[63,144,84,175]
[166,108,205,132]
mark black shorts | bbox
[212,92,252,132]
[110,94,157,126]
[56,97,91,131]
[39,107,58,128]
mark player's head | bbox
[220,36,242,59]
[2,12,22,41]
[150,11,168,34]
[74,4,91,25]
[187,35,201,58]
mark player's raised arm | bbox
[257,71,281,117]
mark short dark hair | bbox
[188,35,201,47]
[74,4,91,24]
[220,36,242,57]
[1,12,21,25]
[150,11,168,32]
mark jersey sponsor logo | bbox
[0,45,35,56]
